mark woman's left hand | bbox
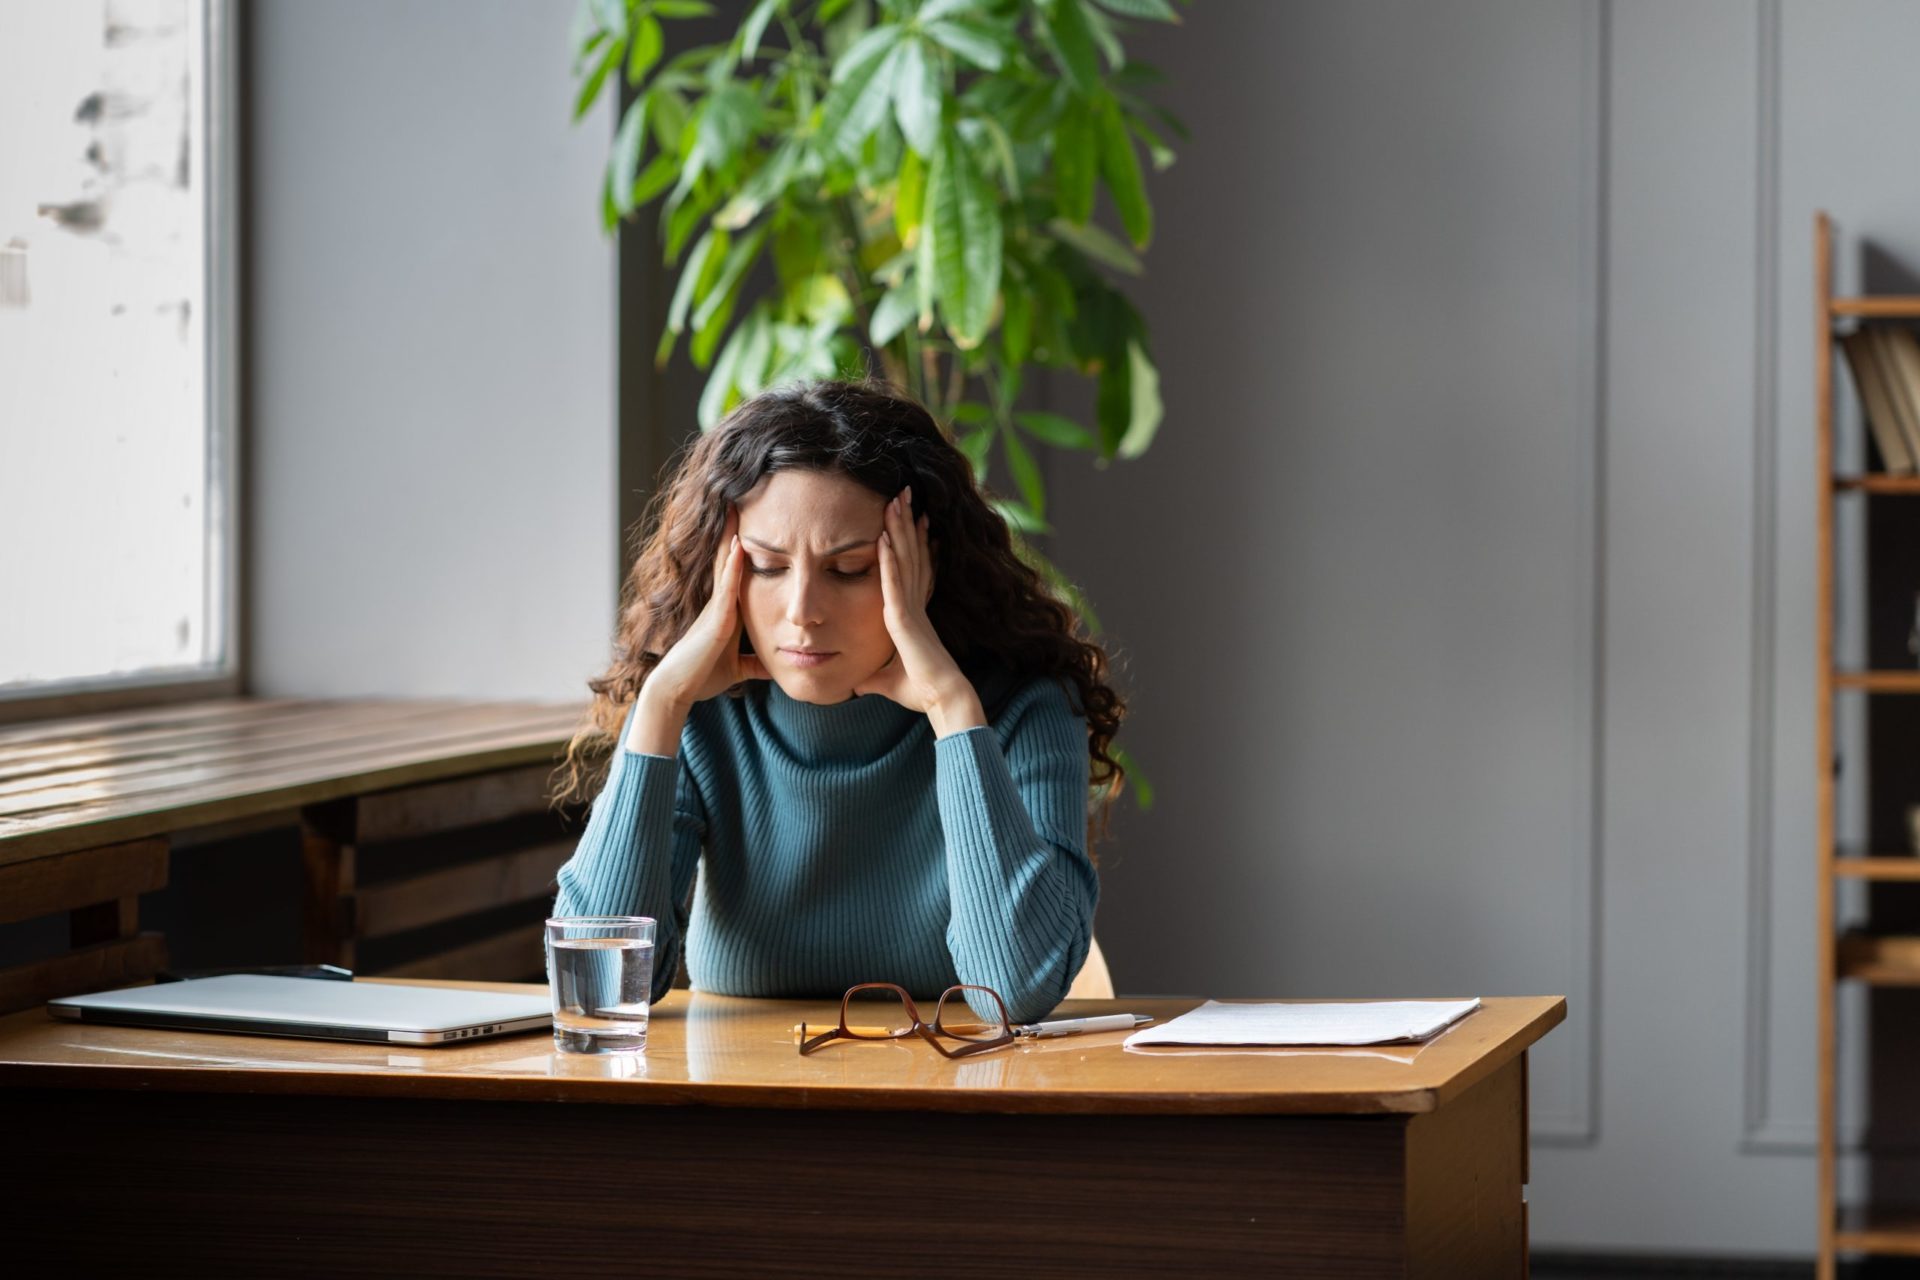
[854,486,986,737]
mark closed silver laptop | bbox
[47,974,552,1045]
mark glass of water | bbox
[545,916,656,1054]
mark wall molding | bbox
[1533,0,1609,1148]
[1738,0,1811,1158]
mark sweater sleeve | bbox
[934,678,1099,1024]
[552,706,707,1005]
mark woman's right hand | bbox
[626,509,769,755]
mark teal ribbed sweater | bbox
[552,672,1097,1023]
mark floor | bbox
[1532,1257,1919,1279]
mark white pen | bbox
[1015,1013,1154,1039]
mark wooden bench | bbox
[0,699,585,1012]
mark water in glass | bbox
[548,935,653,1053]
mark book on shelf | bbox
[1841,327,1914,474]
[1880,326,1920,463]
[1838,931,1920,973]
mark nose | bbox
[782,567,826,628]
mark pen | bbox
[1015,1014,1153,1039]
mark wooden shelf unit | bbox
[1833,475,1920,494]
[1834,856,1920,881]
[1837,1205,1920,1257]
[1815,211,1920,1277]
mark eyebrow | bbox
[741,536,874,557]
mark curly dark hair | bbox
[554,378,1126,831]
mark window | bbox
[0,0,237,710]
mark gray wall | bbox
[248,0,617,701]
[1047,0,1920,1259]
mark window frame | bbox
[0,0,243,726]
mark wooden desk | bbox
[0,985,1564,1277]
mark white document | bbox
[1122,998,1482,1048]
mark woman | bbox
[552,379,1124,1024]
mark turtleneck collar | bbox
[755,680,926,764]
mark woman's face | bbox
[734,468,895,704]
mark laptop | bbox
[47,974,552,1046]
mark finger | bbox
[699,534,741,622]
[918,514,934,604]
[877,528,901,614]
[710,506,737,583]
[722,534,746,612]
[887,493,919,598]
[695,538,746,650]
[903,504,929,603]
[736,652,772,682]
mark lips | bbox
[780,648,838,669]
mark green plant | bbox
[572,0,1181,806]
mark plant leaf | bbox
[914,139,942,329]
[1000,287,1032,368]
[715,140,798,229]
[664,182,716,261]
[1014,410,1095,450]
[1046,216,1143,276]
[895,146,925,243]
[1115,337,1161,458]
[1096,92,1151,247]
[692,224,770,367]
[1053,96,1097,225]
[819,26,905,157]
[927,129,1002,348]
[573,36,624,121]
[922,20,1005,71]
[734,305,776,396]
[990,497,1052,536]
[698,307,754,428]
[694,81,759,176]
[870,282,917,347]
[630,150,680,208]
[1091,0,1179,21]
[956,425,993,482]
[653,0,718,17]
[916,0,977,24]
[626,14,663,85]
[740,0,780,61]
[610,95,651,217]
[1109,743,1152,808]
[587,0,627,40]
[1041,0,1098,94]
[891,36,941,157]
[1002,423,1046,518]
[649,86,690,151]
[1081,0,1125,70]
[789,272,853,328]
[574,27,609,73]
[601,162,621,232]
[664,227,726,350]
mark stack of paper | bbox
[1122,998,1481,1048]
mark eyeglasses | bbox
[797,982,1016,1058]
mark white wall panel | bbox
[249,0,616,700]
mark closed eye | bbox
[747,564,873,581]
